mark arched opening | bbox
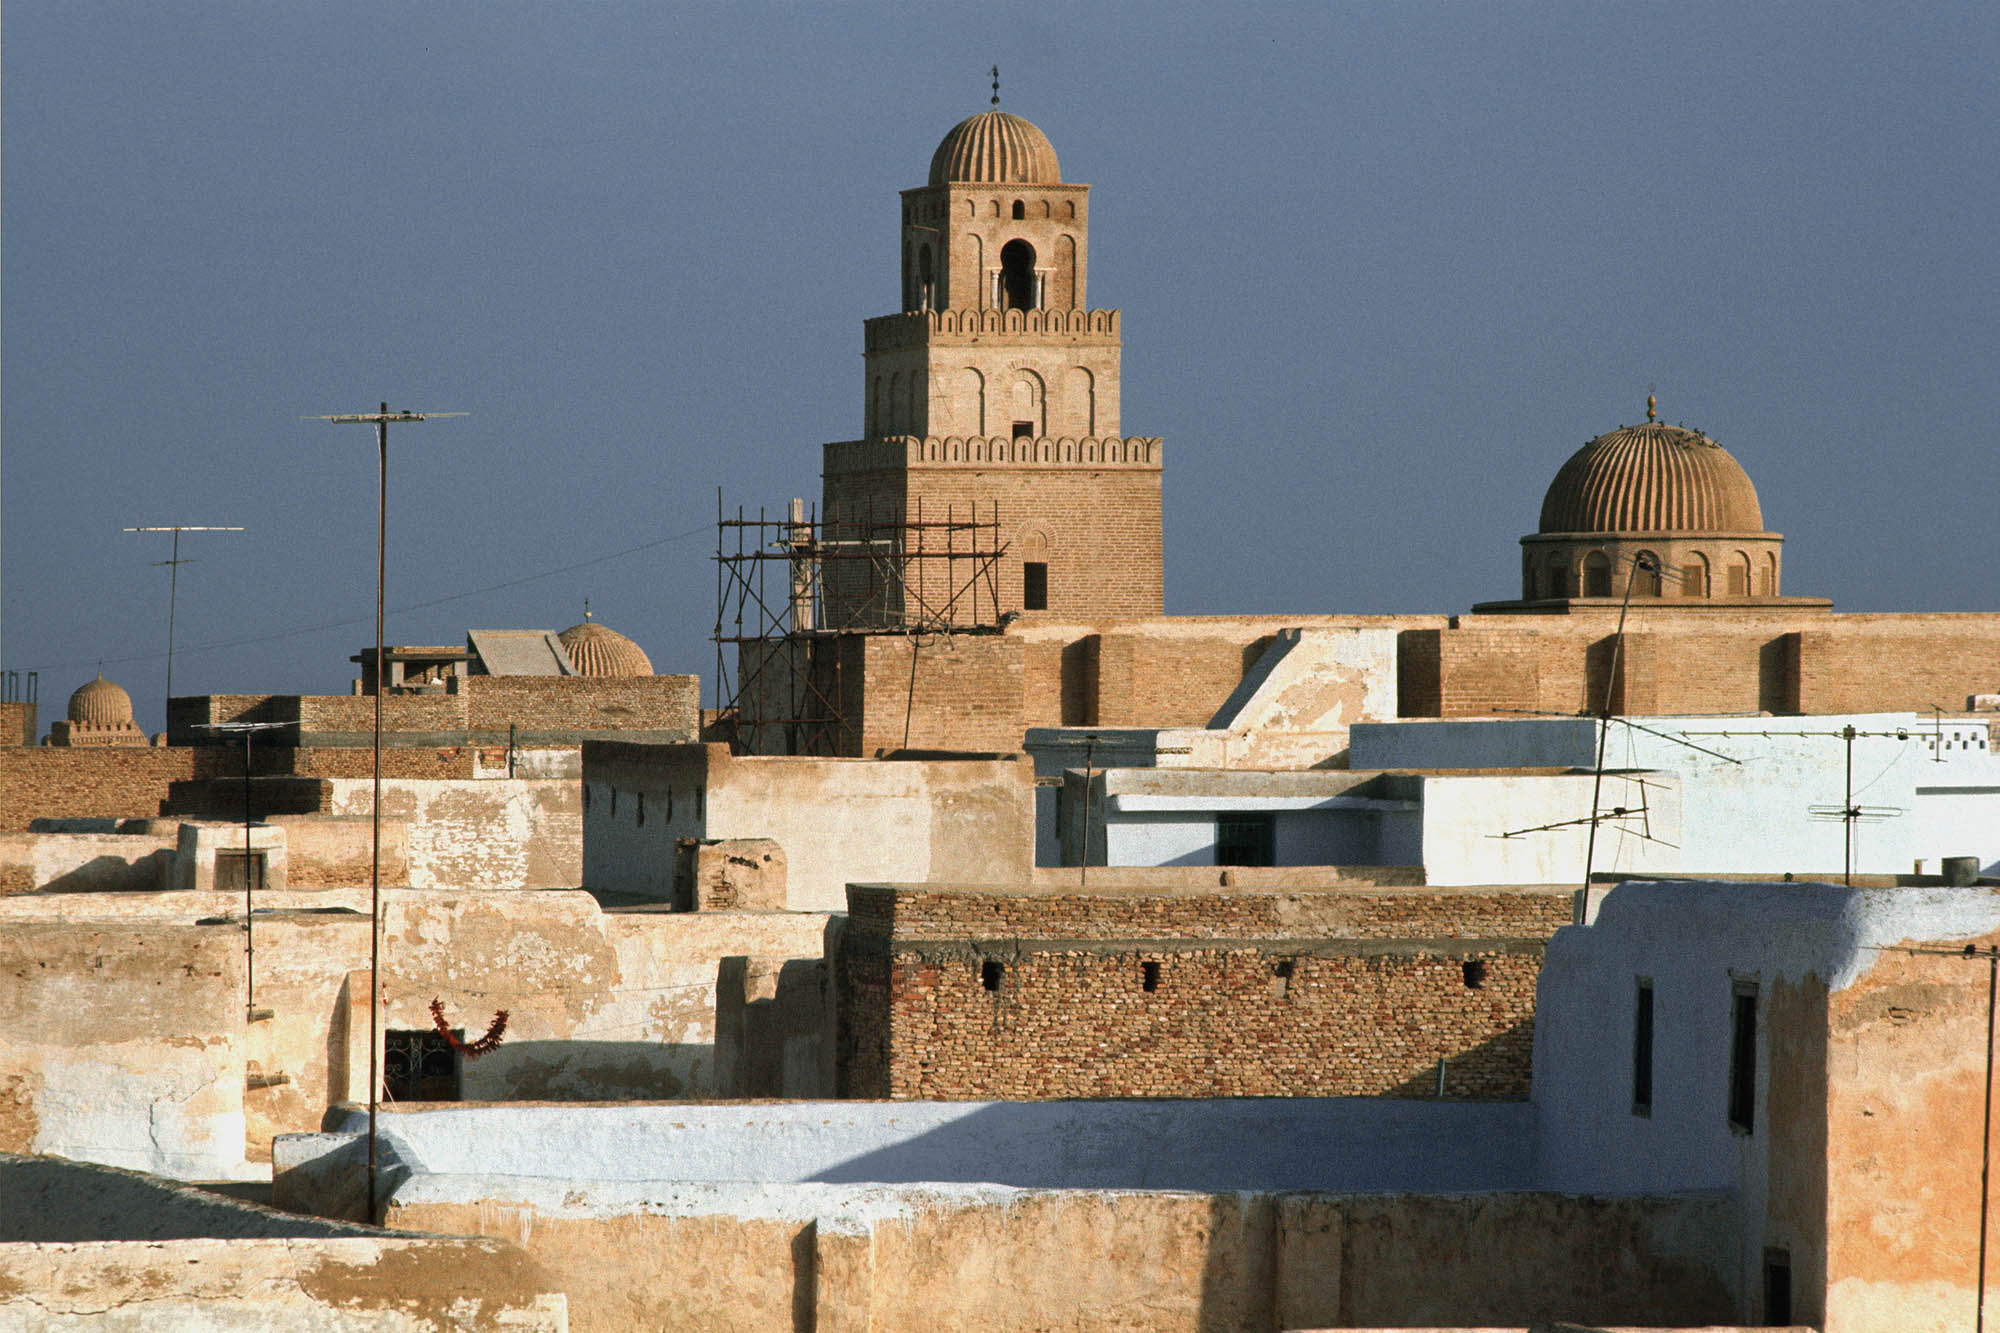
[1633,552,1662,597]
[1011,199,1025,220]
[1548,560,1569,598]
[1682,551,1711,598]
[1727,552,1752,597]
[1000,239,1039,310]
[917,244,934,311]
[1583,552,1612,598]
[1760,552,1778,596]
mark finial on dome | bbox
[991,65,1000,109]
[583,598,592,622]
[1646,394,1657,423]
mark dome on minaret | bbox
[67,675,135,727]
[928,111,1062,186]
[558,615,653,678]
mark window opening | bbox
[1217,814,1276,867]
[1728,981,1758,1133]
[1012,419,1034,440]
[1633,553,1662,596]
[1632,978,1654,1116]
[610,788,618,817]
[1023,561,1049,611]
[1762,1248,1792,1324]
[1583,552,1612,597]
[636,793,645,826]
[384,1028,461,1102]
[1462,959,1487,989]
[1272,958,1295,1000]
[1011,199,1025,220]
[1141,960,1160,992]
[981,959,1003,992]
[999,239,1038,309]
[215,851,266,896]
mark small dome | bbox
[68,675,135,727]
[558,619,653,678]
[928,111,1062,187]
[1539,422,1765,534]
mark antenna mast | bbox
[124,525,245,720]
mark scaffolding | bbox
[713,491,1008,755]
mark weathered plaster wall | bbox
[321,776,580,890]
[1531,879,2000,1327]
[378,1174,1735,1333]
[0,920,248,1179]
[0,887,831,1172]
[0,828,177,895]
[583,742,1035,910]
[1822,927,2000,1332]
[0,1236,567,1329]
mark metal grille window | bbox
[384,1028,462,1102]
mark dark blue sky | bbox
[6,2,1995,732]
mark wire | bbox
[14,523,712,676]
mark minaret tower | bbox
[821,79,1164,626]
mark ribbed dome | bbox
[558,619,653,678]
[928,111,1061,186]
[68,675,135,726]
[1539,423,1764,534]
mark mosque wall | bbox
[837,883,1564,1101]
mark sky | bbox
[5,2,1996,734]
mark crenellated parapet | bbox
[865,307,1121,353]
[826,434,1163,473]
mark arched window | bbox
[1634,552,1662,597]
[1727,552,1752,597]
[1760,552,1778,596]
[1681,551,1711,598]
[917,244,934,311]
[1583,552,1612,598]
[1548,561,1569,598]
[1000,239,1039,310]
[1011,199,1025,220]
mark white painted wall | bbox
[323,778,580,890]
[1354,713,2000,879]
[310,1098,1536,1194]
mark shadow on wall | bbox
[1384,1017,1536,1101]
[461,1040,708,1101]
[803,1100,1535,1193]
[1,1152,377,1242]
[36,850,175,893]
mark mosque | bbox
[723,100,1997,758]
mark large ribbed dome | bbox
[1539,423,1764,534]
[558,618,653,678]
[67,675,135,726]
[928,111,1062,186]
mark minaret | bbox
[822,86,1163,626]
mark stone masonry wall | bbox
[0,748,229,832]
[839,884,1566,1101]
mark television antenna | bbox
[1683,722,1914,885]
[124,525,245,715]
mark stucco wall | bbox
[0,1236,566,1328]
[0,887,831,1174]
[0,828,177,895]
[583,742,1034,911]
[1531,879,2000,1327]
[321,776,580,890]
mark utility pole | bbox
[315,403,464,1221]
[124,525,245,724]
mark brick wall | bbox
[1406,612,2000,720]
[463,675,699,736]
[0,703,38,747]
[0,748,229,832]
[838,884,1565,1101]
